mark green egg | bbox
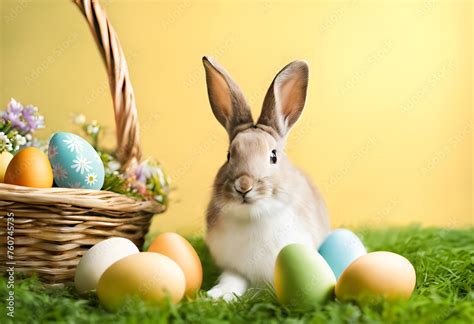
[274,244,336,310]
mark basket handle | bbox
[74,0,141,170]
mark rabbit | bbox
[202,56,331,301]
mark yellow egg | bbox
[148,232,202,297]
[4,147,53,188]
[336,251,416,302]
[0,151,14,182]
[97,252,185,310]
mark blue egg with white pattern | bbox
[48,132,104,190]
[318,229,367,280]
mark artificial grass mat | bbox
[1,226,473,323]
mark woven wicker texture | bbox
[74,0,141,169]
[0,0,165,283]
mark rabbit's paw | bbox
[207,271,248,302]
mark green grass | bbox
[1,226,473,323]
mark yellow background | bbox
[1,0,472,234]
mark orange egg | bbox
[335,251,416,302]
[148,232,203,297]
[4,147,53,188]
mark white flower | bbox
[85,173,98,186]
[0,132,11,152]
[107,160,120,172]
[25,134,32,141]
[63,135,83,153]
[14,134,26,146]
[155,167,166,187]
[86,124,100,135]
[52,162,68,181]
[74,114,86,125]
[71,155,92,174]
[48,144,58,159]
[0,132,9,142]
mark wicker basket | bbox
[0,0,165,283]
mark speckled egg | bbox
[335,251,416,302]
[48,132,104,189]
[319,229,367,280]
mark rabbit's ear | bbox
[257,60,309,137]
[203,56,253,137]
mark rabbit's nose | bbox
[234,175,254,195]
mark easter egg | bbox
[74,237,139,294]
[274,244,336,310]
[0,151,13,182]
[97,252,185,310]
[318,229,367,279]
[147,232,203,297]
[335,251,416,302]
[48,132,104,189]
[4,147,53,188]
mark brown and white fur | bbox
[203,56,330,301]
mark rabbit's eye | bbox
[270,149,277,164]
[227,152,230,161]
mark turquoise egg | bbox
[318,229,367,280]
[48,132,105,190]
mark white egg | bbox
[74,237,139,294]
